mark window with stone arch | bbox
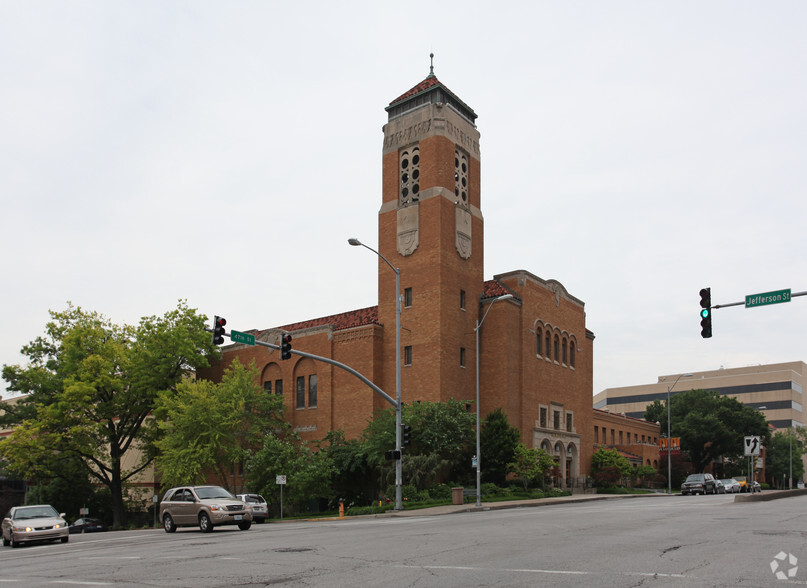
[569,338,576,368]
[400,146,420,205]
[455,149,469,206]
[536,327,543,356]
[562,337,568,365]
[553,335,560,362]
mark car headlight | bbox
[209,504,222,511]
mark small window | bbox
[296,376,305,409]
[536,329,542,356]
[562,338,567,365]
[460,347,466,367]
[404,346,413,366]
[540,407,547,428]
[404,287,413,308]
[263,381,272,394]
[570,344,576,368]
[275,379,283,396]
[619,430,623,444]
[308,375,317,408]
[554,336,559,362]
[594,426,599,443]
[460,290,466,310]
[566,413,573,433]
[545,332,551,359]
[553,411,560,430]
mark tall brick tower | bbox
[378,58,483,404]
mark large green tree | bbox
[765,428,805,488]
[151,359,286,491]
[362,400,476,490]
[480,407,521,485]
[507,443,555,491]
[645,389,769,473]
[0,301,214,528]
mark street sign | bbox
[276,475,287,485]
[745,288,791,309]
[658,437,681,454]
[230,330,255,346]
[744,436,761,456]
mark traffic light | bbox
[699,288,712,338]
[280,334,292,360]
[402,424,412,447]
[385,450,401,461]
[212,316,226,345]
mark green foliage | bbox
[590,448,633,487]
[152,359,286,490]
[480,408,521,485]
[765,428,805,487]
[248,434,335,516]
[0,301,214,529]
[320,430,373,505]
[644,389,770,474]
[507,443,554,491]
[361,399,476,487]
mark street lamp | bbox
[474,293,513,507]
[666,373,693,494]
[348,238,403,511]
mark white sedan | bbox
[720,479,741,493]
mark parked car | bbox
[1,505,69,548]
[68,517,109,534]
[751,481,762,493]
[714,479,725,494]
[236,494,268,523]
[733,476,750,492]
[720,479,741,493]
[681,473,717,495]
[160,485,252,533]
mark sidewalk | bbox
[292,489,806,523]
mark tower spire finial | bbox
[428,52,435,78]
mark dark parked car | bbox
[69,517,109,534]
[681,473,717,495]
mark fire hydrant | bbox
[338,499,345,518]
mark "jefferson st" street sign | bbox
[745,288,791,309]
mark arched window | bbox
[536,328,542,356]
[545,331,551,359]
[553,335,559,362]
[562,337,568,365]
[569,341,576,368]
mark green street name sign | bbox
[745,288,791,309]
[230,330,256,346]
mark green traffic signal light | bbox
[701,308,710,319]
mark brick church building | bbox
[199,63,596,488]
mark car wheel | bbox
[163,514,177,533]
[61,536,69,544]
[10,534,20,548]
[238,520,252,531]
[199,512,213,533]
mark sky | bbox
[2,1,806,398]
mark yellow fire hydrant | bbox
[339,500,345,518]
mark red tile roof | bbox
[482,279,519,301]
[277,306,379,333]
[389,75,443,106]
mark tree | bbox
[590,448,632,487]
[151,359,286,490]
[0,301,214,529]
[361,400,476,491]
[247,434,335,516]
[480,408,521,485]
[320,430,374,506]
[507,443,554,491]
[644,389,769,474]
[765,427,805,488]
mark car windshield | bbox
[685,475,704,482]
[243,495,264,503]
[15,506,59,520]
[195,486,235,500]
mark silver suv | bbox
[160,486,252,533]
[236,493,268,523]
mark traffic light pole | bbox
[207,328,398,408]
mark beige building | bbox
[593,361,806,430]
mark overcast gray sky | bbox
[2,1,806,398]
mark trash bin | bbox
[452,487,464,505]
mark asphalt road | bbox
[1,492,806,587]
